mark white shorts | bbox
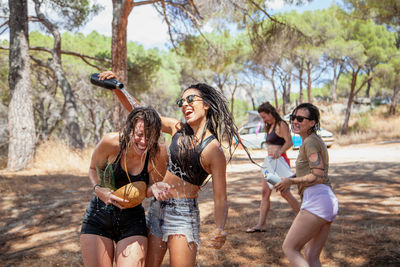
[301,184,338,222]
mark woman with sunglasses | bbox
[275,103,338,266]
[80,107,168,267]
[98,71,251,267]
[246,102,300,233]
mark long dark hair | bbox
[177,83,254,180]
[118,107,162,164]
[291,103,320,134]
[257,102,287,132]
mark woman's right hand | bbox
[151,182,172,201]
[98,71,117,81]
[94,186,128,209]
[210,228,227,249]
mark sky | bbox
[80,0,338,50]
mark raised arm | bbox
[97,71,182,136]
[98,71,140,112]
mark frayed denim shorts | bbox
[301,184,338,222]
[146,197,200,248]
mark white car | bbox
[238,123,334,150]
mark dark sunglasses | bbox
[290,115,311,123]
[176,94,202,107]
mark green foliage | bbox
[231,99,251,126]
[348,113,372,133]
[127,44,162,94]
[43,0,102,30]
[0,48,9,106]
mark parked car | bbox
[238,122,334,150]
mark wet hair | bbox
[118,106,162,164]
[291,103,320,134]
[257,102,287,132]
[177,83,255,179]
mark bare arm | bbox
[274,152,324,192]
[98,71,140,112]
[146,144,169,197]
[90,133,128,208]
[203,142,228,249]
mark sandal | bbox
[246,228,267,233]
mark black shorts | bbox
[80,196,147,242]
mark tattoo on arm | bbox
[309,153,322,167]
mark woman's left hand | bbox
[274,177,291,192]
[210,228,227,249]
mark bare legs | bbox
[282,209,331,267]
[80,234,147,267]
[146,234,197,267]
[247,178,299,232]
[145,233,167,267]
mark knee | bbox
[261,188,271,198]
[282,240,293,256]
[304,247,320,264]
[282,238,302,257]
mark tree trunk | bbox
[330,62,338,102]
[7,0,36,170]
[51,60,84,148]
[33,0,83,148]
[365,69,371,98]
[306,62,312,103]
[389,85,399,115]
[111,0,133,130]
[299,67,303,104]
[340,71,357,135]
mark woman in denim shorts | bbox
[275,103,338,266]
[80,107,168,267]
[101,71,253,267]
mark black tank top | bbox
[111,151,150,189]
[168,132,216,186]
[266,128,285,146]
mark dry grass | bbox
[0,140,93,176]
[319,104,400,147]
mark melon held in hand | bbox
[113,181,146,208]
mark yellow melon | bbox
[113,181,146,208]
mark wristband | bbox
[93,184,101,192]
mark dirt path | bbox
[1,142,399,266]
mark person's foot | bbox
[246,227,267,233]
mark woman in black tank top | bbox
[98,71,255,267]
[246,102,300,233]
[80,107,168,267]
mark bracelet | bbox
[93,184,101,192]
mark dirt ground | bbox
[1,141,399,267]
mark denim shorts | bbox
[81,196,147,242]
[301,184,338,222]
[146,197,200,248]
